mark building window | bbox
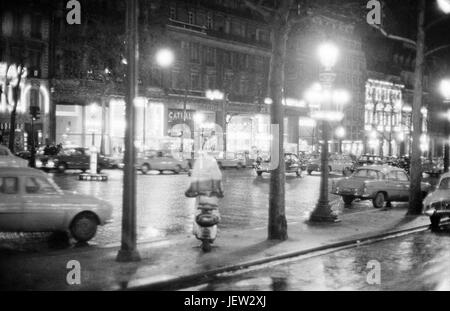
[188,11,195,25]
[206,13,213,29]
[28,49,41,77]
[190,73,200,90]
[205,47,216,66]
[223,51,231,69]
[240,79,249,95]
[31,14,42,39]
[189,43,200,63]
[169,6,176,20]
[206,74,216,89]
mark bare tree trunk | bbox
[8,70,23,153]
[408,0,426,215]
[268,2,291,241]
[8,105,17,152]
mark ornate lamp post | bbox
[440,78,450,172]
[309,42,346,223]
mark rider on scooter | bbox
[185,152,224,251]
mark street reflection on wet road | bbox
[50,169,343,245]
[195,228,450,291]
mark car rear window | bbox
[354,169,382,179]
[439,178,450,190]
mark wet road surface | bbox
[184,227,450,291]
[0,168,427,251]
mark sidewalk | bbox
[0,206,432,291]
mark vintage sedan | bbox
[307,153,355,176]
[137,150,190,174]
[216,152,247,169]
[36,147,111,173]
[255,153,303,177]
[423,172,450,230]
[331,165,432,208]
[0,167,113,242]
[0,145,29,168]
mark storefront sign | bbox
[168,109,195,137]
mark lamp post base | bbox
[116,249,141,262]
[309,201,340,223]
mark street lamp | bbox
[155,48,175,68]
[440,78,450,172]
[438,0,450,14]
[335,126,346,154]
[309,41,343,223]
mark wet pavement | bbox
[186,226,450,291]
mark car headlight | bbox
[35,160,42,168]
[47,160,55,168]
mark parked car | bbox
[306,153,355,176]
[35,147,111,173]
[422,157,444,177]
[105,153,124,169]
[0,167,113,242]
[396,156,411,174]
[356,154,384,167]
[216,152,247,169]
[255,153,303,177]
[423,172,450,230]
[137,150,190,174]
[0,145,29,168]
[331,165,432,208]
[383,156,399,167]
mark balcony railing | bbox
[167,19,207,35]
[166,19,271,49]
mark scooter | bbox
[193,194,221,252]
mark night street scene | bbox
[2,0,450,298]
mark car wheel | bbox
[430,214,441,232]
[257,171,263,176]
[343,168,351,176]
[57,163,67,173]
[296,169,303,178]
[96,166,103,174]
[70,213,98,242]
[141,164,150,175]
[372,192,386,209]
[217,162,223,170]
[342,195,354,205]
[173,165,182,174]
[307,170,313,175]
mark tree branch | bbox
[370,24,417,47]
[425,44,450,58]
[243,0,272,20]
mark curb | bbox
[122,220,435,291]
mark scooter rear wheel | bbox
[201,240,212,252]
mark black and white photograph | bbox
[1,0,450,299]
